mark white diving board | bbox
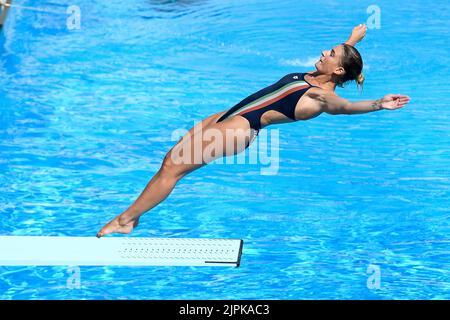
[0,236,244,267]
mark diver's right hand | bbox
[349,24,367,44]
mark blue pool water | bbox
[0,0,449,299]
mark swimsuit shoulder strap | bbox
[301,73,321,89]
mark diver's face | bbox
[315,44,345,76]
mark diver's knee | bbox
[160,153,176,173]
[160,152,185,180]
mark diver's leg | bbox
[97,113,254,237]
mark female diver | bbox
[97,24,410,237]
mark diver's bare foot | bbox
[96,214,140,238]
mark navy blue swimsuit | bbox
[216,73,318,132]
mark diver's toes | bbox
[96,216,137,238]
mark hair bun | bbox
[356,72,365,85]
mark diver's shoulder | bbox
[305,87,337,104]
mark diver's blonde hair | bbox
[356,72,365,91]
[338,43,364,92]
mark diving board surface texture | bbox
[0,236,243,267]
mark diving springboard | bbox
[0,236,243,267]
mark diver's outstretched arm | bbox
[321,92,411,115]
[344,24,367,46]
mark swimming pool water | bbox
[0,0,449,299]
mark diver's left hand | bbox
[380,94,411,110]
